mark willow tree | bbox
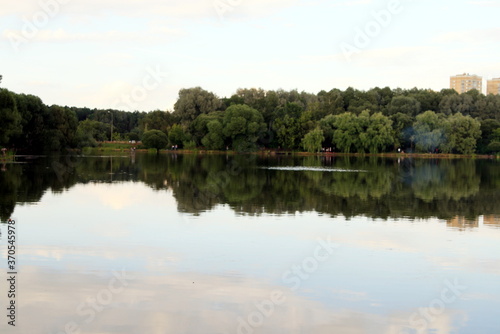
[332,112,360,153]
[301,128,324,153]
[364,112,394,153]
[412,110,447,153]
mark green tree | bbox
[190,112,223,146]
[319,114,336,146]
[45,105,78,151]
[274,115,300,149]
[273,102,306,149]
[473,94,500,120]
[387,96,421,116]
[142,130,168,152]
[412,110,447,153]
[312,89,344,119]
[486,141,500,153]
[486,128,500,153]
[0,89,22,146]
[235,88,266,111]
[223,104,266,152]
[12,93,48,150]
[168,124,187,147]
[202,120,225,150]
[365,112,394,153]
[174,87,221,123]
[139,110,175,133]
[390,112,414,149]
[112,132,122,141]
[477,119,500,153]
[409,89,441,112]
[301,128,324,153]
[76,119,108,148]
[439,94,475,116]
[332,112,360,153]
[445,113,481,154]
[356,110,371,152]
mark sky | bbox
[1,0,499,112]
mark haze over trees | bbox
[1,80,499,154]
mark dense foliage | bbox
[1,84,500,154]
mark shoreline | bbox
[77,147,499,160]
[7,142,499,159]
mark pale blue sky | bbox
[1,0,499,111]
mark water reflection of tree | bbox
[161,155,496,220]
[410,159,480,202]
[1,154,499,222]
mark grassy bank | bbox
[68,142,500,159]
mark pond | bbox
[0,153,499,334]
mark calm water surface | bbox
[0,153,499,334]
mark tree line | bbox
[1,83,500,154]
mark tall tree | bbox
[45,105,78,150]
[365,112,394,153]
[439,94,475,116]
[301,128,324,153]
[76,120,108,148]
[223,104,266,152]
[139,110,175,133]
[332,112,360,153]
[190,111,223,146]
[445,113,481,154]
[390,112,414,150]
[409,89,441,112]
[273,102,305,150]
[202,120,225,150]
[0,89,22,146]
[235,88,266,111]
[12,93,48,150]
[387,96,421,117]
[168,124,187,147]
[174,87,221,123]
[477,119,500,153]
[412,111,447,153]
